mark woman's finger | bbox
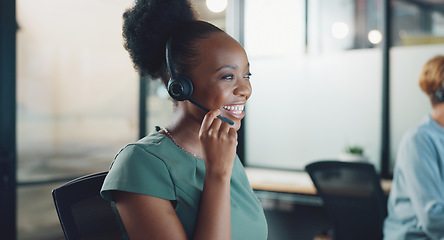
[219,120,231,135]
[207,117,223,138]
[199,109,221,137]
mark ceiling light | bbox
[206,0,227,13]
[331,22,349,39]
[368,30,382,44]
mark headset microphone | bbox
[165,37,234,125]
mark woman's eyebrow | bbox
[216,64,238,72]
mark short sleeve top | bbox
[101,128,268,239]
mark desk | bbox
[244,168,329,240]
[245,167,392,195]
[244,167,392,240]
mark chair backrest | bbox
[305,161,387,240]
[52,171,125,240]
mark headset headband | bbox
[165,36,176,80]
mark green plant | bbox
[345,145,364,155]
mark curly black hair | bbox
[122,0,223,86]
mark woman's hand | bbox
[194,109,235,240]
[199,109,237,179]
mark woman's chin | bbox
[230,120,242,131]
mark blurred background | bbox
[2,0,444,239]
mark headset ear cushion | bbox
[167,75,193,101]
[435,89,444,102]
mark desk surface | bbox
[245,167,392,195]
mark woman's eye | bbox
[244,73,252,80]
[222,74,234,80]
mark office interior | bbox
[1,0,444,239]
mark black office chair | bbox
[52,171,126,240]
[305,161,387,240]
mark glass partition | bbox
[16,0,137,239]
[244,0,383,170]
[245,51,382,170]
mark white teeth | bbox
[223,105,244,112]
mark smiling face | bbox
[187,32,252,130]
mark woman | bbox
[100,0,268,239]
[384,55,444,239]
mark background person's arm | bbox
[399,131,444,239]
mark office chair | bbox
[52,171,126,240]
[305,161,387,240]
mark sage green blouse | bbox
[101,127,268,239]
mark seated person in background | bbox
[100,0,268,239]
[384,55,444,240]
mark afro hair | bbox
[122,0,198,80]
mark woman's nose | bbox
[234,78,252,100]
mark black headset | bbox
[165,37,193,101]
[435,87,444,102]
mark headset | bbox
[165,36,233,125]
[435,87,444,102]
[166,37,193,101]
